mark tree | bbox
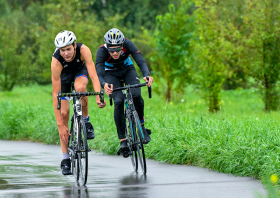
[89,0,178,38]
[144,1,195,102]
[191,0,239,112]
[236,0,280,111]
[0,10,25,91]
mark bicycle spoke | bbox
[125,112,138,172]
[68,116,79,180]
[77,119,88,186]
[74,156,79,180]
[132,112,147,175]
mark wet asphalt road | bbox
[0,140,267,198]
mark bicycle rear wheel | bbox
[132,111,147,175]
[125,112,138,172]
[77,118,88,186]
[68,115,79,180]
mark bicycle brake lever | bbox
[148,86,152,98]
[145,77,152,98]
[100,89,104,105]
[108,84,113,106]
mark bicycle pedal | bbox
[132,145,137,151]
[123,154,129,158]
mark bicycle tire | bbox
[125,111,138,172]
[132,111,147,175]
[68,115,79,180]
[77,118,88,186]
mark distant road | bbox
[0,140,267,198]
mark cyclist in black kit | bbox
[51,30,105,175]
[96,28,154,157]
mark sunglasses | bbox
[108,46,122,53]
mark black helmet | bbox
[104,28,125,45]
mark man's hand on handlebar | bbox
[144,76,153,87]
[104,83,113,96]
[96,95,106,108]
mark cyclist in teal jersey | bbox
[96,28,154,157]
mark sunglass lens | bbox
[108,47,122,53]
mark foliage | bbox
[89,0,177,38]
[0,9,25,91]
[144,1,195,101]
[236,0,280,111]
[191,0,231,112]
[191,0,280,112]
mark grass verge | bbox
[1,84,280,190]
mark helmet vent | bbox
[54,30,76,48]
[103,28,125,45]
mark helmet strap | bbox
[70,43,76,60]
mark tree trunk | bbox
[208,92,219,113]
[263,39,279,112]
[264,73,278,111]
[4,68,8,91]
[166,80,171,102]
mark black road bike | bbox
[109,79,152,175]
[57,85,104,186]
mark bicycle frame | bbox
[57,86,104,186]
[123,88,145,140]
[109,80,152,175]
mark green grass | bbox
[1,84,280,186]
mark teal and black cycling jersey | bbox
[96,39,150,88]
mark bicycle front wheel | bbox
[77,118,88,186]
[68,115,79,180]
[132,111,147,175]
[125,113,138,172]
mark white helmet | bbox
[54,30,76,48]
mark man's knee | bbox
[75,84,87,92]
[114,98,124,107]
[131,90,142,100]
[61,110,69,121]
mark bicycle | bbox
[109,79,152,175]
[57,84,104,186]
